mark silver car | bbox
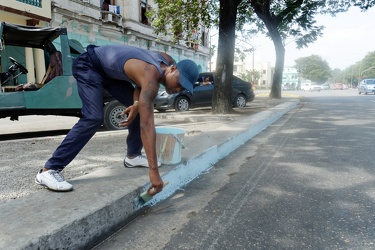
[358,79,375,95]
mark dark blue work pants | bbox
[45,51,142,170]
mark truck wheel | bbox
[103,100,127,130]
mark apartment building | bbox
[212,59,275,88]
[282,66,299,90]
[232,60,301,90]
[0,0,209,83]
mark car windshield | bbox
[366,80,375,84]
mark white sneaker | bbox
[35,169,73,191]
[124,155,161,168]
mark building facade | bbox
[282,66,299,90]
[218,60,275,89]
[1,0,209,83]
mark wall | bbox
[0,0,51,21]
[1,0,209,76]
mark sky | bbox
[212,7,375,70]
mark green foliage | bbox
[331,51,375,86]
[356,0,375,9]
[239,69,260,83]
[148,0,372,103]
[234,47,247,62]
[209,44,216,61]
[295,55,332,83]
[360,52,375,77]
[148,0,212,44]
[148,0,369,62]
[329,68,344,83]
[242,1,329,50]
[323,0,375,11]
[242,0,353,99]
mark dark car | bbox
[154,72,255,112]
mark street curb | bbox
[0,99,299,250]
[141,100,300,206]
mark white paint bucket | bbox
[155,127,185,165]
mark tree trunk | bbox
[250,0,285,99]
[269,31,285,99]
[212,0,241,114]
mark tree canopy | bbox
[149,0,373,113]
[149,0,212,44]
[295,55,331,84]
[239,69,261,84]
[329,51,375,87]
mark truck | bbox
[0,21,124,130]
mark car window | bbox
[158,84,166,92]
[366,79,375,84]
[232,77,243,86]
[198,74,214,86]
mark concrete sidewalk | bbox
[0,98,300,250]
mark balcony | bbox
[0,0,51,21]
[101,11,122,25]
[16,0,41,7]
[101,4,122,26]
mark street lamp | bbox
[209,32,218,72]
[249,43,255,85]
[360,67,375,77]
[237,38,255,85]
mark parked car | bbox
[301,83,321,92]
[333,83,344,90]
[282,85,295,91]
[154,72,255,112]
[358,78,375,95]
[320,83,330,90]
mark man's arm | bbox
[133,86,141,101]
[138,78,164,194]
[124,59,164,194]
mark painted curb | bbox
[139,100,299,206]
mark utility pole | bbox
[237,38,255,86]
[209,32,218,72]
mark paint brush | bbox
[140,181,169,202]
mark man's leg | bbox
[104,80,161,168]
[46,54,105,169]
[36,53,105,191]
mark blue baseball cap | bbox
[176,59,199,93]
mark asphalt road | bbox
[93,89,375,249]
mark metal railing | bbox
[16,0,42,7]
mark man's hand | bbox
[119,103,138,127]
[147,169,164,195]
